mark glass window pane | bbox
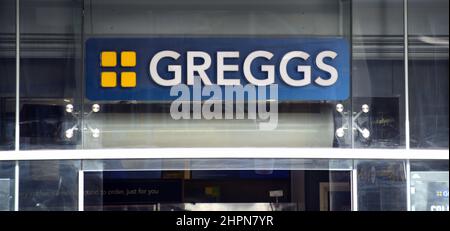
[83,170,350,211]
[410,160,449,211]
[19,160,80,211]
[19,0,83,150]
[82,0,352,149]
[352,0,405,148]
[0,161,15,211]
[0,0,16,150]
[357,160,407,211]
[408,0,449,149]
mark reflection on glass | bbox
[19,160,80,211]
[357,160,407,211]
[19,0,83,150]
[0,161,15,211]
[408,0,449,148]
[410,171,449,211]
[352,0,405,148]
[0,0,16,150]
[83,170,351,211]
[410,160,449,211]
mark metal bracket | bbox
[64,104,101,139]
[335,103,371,139]
[352,104,371,139]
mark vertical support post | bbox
[78,170,84,211]
[406,159,411,211]
[14,161,19,211]
[351,162,358,211]
[404,0,411,211]
[14,0,20,212]
[404,0,410,150]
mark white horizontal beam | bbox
[0,148,448,161]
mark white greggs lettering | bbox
[149,50,338,87]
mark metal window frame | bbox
[0,148,448,161]
[351,161,358,211]
[14,0,20,212]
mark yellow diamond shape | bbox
[121,51,136,67]
[101,72,117,87]
[101,51,117,67]
[121,72,136,88]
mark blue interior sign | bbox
[85,37,350,101]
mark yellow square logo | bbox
[121,72,137,88]
[99,50,137,89]
[101,72,117,87]
[101,51,117,67]
[121,51,136,67]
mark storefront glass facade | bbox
[0,0,448,211]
